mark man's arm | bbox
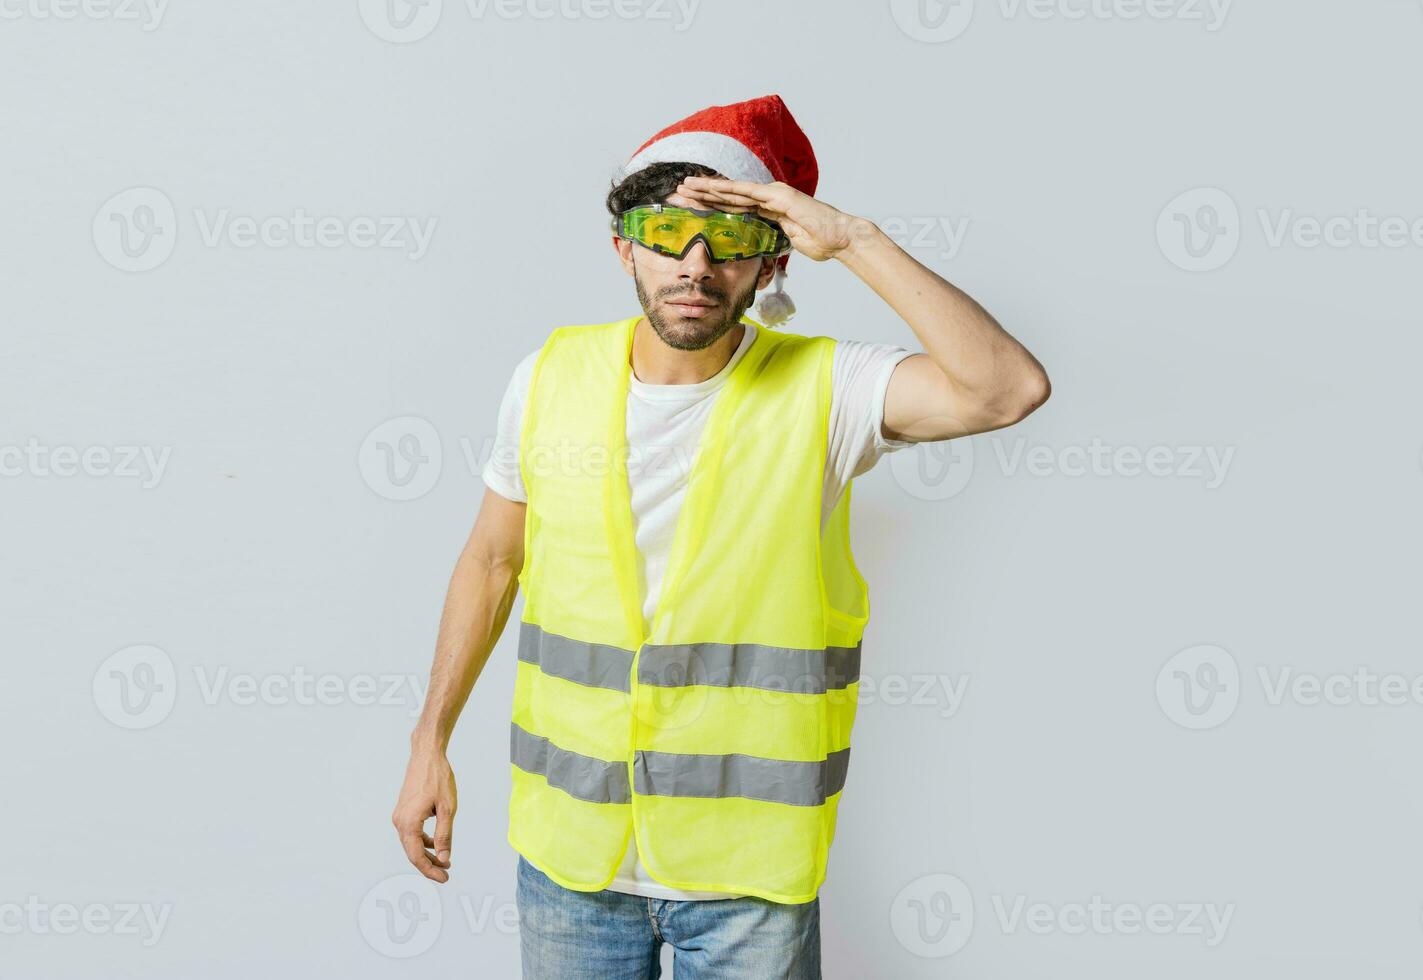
[392,487,526,883]
[675,175,1052,442]
[834,220,1051,443]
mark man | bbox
[392,94,1049,978]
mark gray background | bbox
[4,0,1422,976]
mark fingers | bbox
[696,184,792,220]
[677,191,753,213]
[422,832,451,868]
[683,176,781,200]
[677,184,761,210]
[689,190,760,208]
[433,803,455,867]
[399,828,449,883]
[677,191,789,228]
[677,178,772,207]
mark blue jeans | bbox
[515,854,822,979]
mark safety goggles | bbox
[612,204,791,263]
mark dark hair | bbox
[605,161,721,218]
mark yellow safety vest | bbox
[507,312,869,905]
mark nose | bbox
[676,236,715,281]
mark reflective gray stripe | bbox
[638,641,861,694]
[520,623,861,695]
[518,621,635,693]
[634,747,851,807]
[512,722,851,808]
[510,722,631,804]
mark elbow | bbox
[929,362,1051,439]
[993,366,1051,428]
[1019,367,1052,418]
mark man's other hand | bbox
[392,749,458,883]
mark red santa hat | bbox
[618,94,818,327]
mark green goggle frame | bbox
[612,204,790,263]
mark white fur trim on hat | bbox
[622,131,774,184]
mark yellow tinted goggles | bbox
[613,204,790,263]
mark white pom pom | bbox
[756,291,796,326]
[755,265,797,327]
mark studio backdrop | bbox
[3,1,1421,977]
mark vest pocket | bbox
[824,604,868,650]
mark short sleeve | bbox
[826,340,917,491]
[480,348,541,503]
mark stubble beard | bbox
[634,261,761,352]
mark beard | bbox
[634,260,761,352]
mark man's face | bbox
[614,189,778,352]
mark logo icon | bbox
[359,0,443,43]
[1157,187,1241,272]
[890,872,974,957]
[890,437,974,501]
[358,873,443,957]
[360,417,443,501]
[1156,643,1239,730]
[889,0,974,42]
[93,644,177,730]
[93,187,177,272]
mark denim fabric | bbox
[515,854,822,979]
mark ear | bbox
[613,236,636,276]
[755,257,778,291]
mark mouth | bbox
[666,296,719,318]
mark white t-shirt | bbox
[483,321,915,901]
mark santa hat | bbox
[618,94,818,327]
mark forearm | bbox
[410,549,520,754]
[837,217,1047,407]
